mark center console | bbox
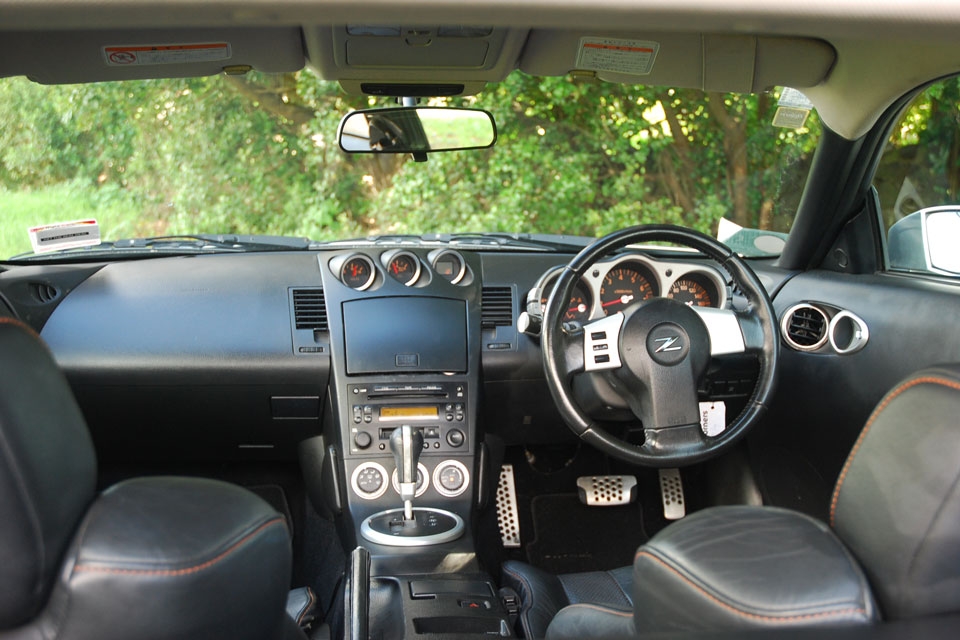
[311,248,510,637]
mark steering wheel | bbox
[541,225,779,467]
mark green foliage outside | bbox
[0,69,827,258]
[873,79,960,230]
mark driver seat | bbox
[502,366,960,638]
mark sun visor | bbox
[520,30,835,92]
[0,28,304,84]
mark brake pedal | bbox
[658,468,686,520]
[576,475,637,506]
[496,464,521,548]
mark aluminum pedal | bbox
[658,468,686,520]
[496,464,521,548]
[576,475,637,506]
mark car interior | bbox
[1,1,959,639]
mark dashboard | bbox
[529,252,729,325]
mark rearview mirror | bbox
[888,206,960,275]
[338,107,497,154]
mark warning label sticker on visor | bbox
[575,37,660,75]
[103,43,231,66]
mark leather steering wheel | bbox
[541,225,779,467]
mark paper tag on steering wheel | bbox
[699,401,726,436]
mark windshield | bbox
[0,71,819,260]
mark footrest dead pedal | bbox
[658,468,686,520]
[576,475,637,506]
[496,464,521,548]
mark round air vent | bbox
[781,303,829,351]
[30,282,60,304]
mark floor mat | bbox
[524,493,647,574]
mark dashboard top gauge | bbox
[340,254,376,290]
[385,251,421,286]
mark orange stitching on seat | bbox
[634,551,866,622]
[560,603,633,618]
[829,376,960,527]
[73,518,284,577]
[298,588,316,625]
[0,316,40,339]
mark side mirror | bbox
[888,206,960,275]
[338,107,497,154]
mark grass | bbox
[0,184,145,259]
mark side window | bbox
[874,77,960,277]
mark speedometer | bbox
[599,263,656,315]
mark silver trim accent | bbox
[391,462,430,498]
[359,507,465,547]
[350,461,389,500]
[576,475,637,506]
[383,249,422,286]
[692,306,747,355]
[496,464,521,548]
[340,253,376,291]
[583,312,624,371]
[432,249,466,285]
[829,310,870,355]
[780,303,829,352]
[658,468,686,520]
[432,459,471,498]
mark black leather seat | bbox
[503,365,960,638]
[0,318,307,640]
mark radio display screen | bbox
[379,406,439,421]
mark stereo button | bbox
[354,432,372,449]
[446,429,465,447]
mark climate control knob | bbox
[432,459,470,498]
[351,462,389,500]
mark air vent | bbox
[292,288,328,331]
[30,282,60,304]
[481,286,513,328]
[781,303,828,351]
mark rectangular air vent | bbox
[481,286,513,328]
[292,288,328,332]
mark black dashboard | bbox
[0,246,781,468]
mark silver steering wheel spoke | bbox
[582,312,624,372]
[691,306,748,355]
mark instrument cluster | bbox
[531,253,729,324]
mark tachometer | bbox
[540,278,592,324]
[341,255,376,290]
[667,277,714,307]
[599,263,656,315]
[386,251,421,286]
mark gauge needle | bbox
[567,304,587,313]
[602,294,634,308]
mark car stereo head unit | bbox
[346,382,468,456]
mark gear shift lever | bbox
[389,425,424,521]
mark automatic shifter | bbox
[389,425,424,520]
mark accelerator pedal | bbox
[576,475,637,506]
[496,464,522,548]
[658,468,686,520]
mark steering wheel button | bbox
[591,331,607,340]
[595,354,611,364]
[593,344,608,351]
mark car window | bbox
[874,77,960,277]
[0,72,819,260]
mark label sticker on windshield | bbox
[699,401,726,437]
[103,43,231,66]
[575,37,659,75]
[772,87,814,129]
[28,219,101,254]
